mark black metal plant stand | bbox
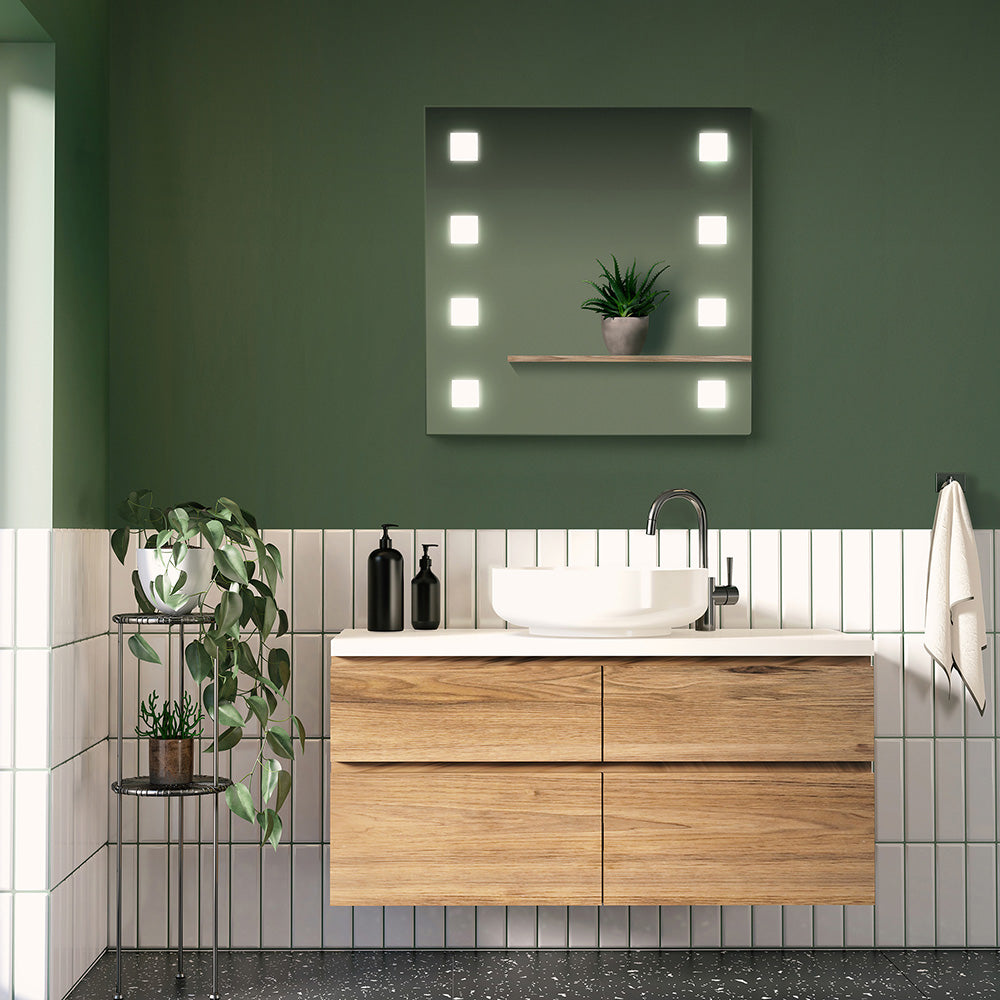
[112,614,231,999]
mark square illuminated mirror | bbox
[426,108,752,434]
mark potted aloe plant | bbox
[581,255,670,354]
[112,490,300,848]
[136,691,203,786]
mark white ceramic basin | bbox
[491,566,710,637]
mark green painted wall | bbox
[108,0,1000,529]
[21,0,109,527]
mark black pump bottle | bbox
[411,543,441,630]
[368,523,403,631]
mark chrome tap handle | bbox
[713,557,739,608]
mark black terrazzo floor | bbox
[68,948,1000,999]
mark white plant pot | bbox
[137,547,214,615]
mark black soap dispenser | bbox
[411,543,441,630]
[368,523,403,631]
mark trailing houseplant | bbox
[112,490,300,847]
[135,691,203,786]
[581,255,670,355]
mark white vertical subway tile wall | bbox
[5,526,1000,1000]
[1,530,110,1000]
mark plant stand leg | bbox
[114,621,124,1000]
[177,622,185,980]
[176,799,185,980]
[209,640,220,1000]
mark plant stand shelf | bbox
[112,776,233,797]
[111,612,225,1000]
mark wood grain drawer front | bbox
[603,657,874,761]
[329,763,602,905]
[330,656,602,761]
[604,765,875,906]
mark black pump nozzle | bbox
[419,543,438,567]
[379,523,398,549]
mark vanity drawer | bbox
[603,764,875,905]
[603,656,873,761]
[330,656,602,761]
[329,763,603,905]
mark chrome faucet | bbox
[645,488,738,631]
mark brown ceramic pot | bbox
[601,315,649,355]
[148,738,194,786]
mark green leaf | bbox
[218,497,247,527]
[261,597,276,642]
[111,527,130,565]
[265,542,283,580]
[275,609,289,638]
[292,714,306,752]
[130,570,156,614]
[203,519,225,550]
[264,810,282,850]
[260,552,277,594]
[215,544,248,585]
[169,570,189,596]
[171,539,188,567]
[167,506,190,536]
[128,633,161,664]
[275,770,292,812]
[206,726,242,752]
[265,725,294,760]
[261,758,281,804]
[237,641,256,674]
[216,699,245,729]
[217,590,243,634]
[246,694,269,728]
[225,781,255,824]
[185,640,213,684]
[267,647,290,690]
[202,682,215,718]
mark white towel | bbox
[923,480,987,714]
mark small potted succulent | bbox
[581,255,670,354]
[112,490,299,847]
[136,691,203,786]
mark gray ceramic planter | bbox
[601,315,649,355]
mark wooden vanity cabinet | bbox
[330,652,874,906]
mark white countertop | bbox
[330,628,874,658]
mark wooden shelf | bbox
[507,355,752,364]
